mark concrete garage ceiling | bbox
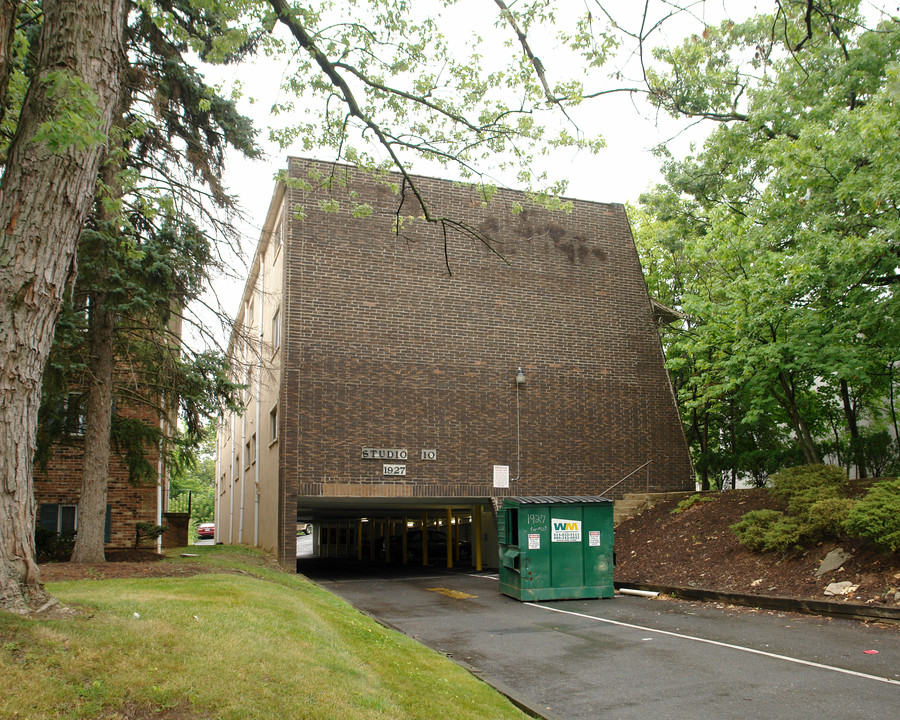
[297,496,483,522]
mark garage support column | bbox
[421,513,428,566]
[474,505,482,572]
[446,508,453,569]
[387,517,393,562]
[402,515,408,565]
[357,519,363,561]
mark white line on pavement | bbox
[526,603,900,687]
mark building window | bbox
[245,440,251,469]
[63,394,85,436]
[270,405,278,444]
[250,433,256,465]
[273,218,284,256]
[272,307,281,351]
[37,504,111,542]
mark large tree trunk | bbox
[0,0,126,614]
[839,378,866,479]
[776,372,822,465]
[71,294,116,563]
[71,97,128,564]
[691,405,710,491]
[0,0,21,135]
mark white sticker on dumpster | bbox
[528,533,540,550]
[589,531,602,547]
[551,519,581,542]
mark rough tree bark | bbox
[0,0,127,613]
[776,372,822,466]
[70,293,116,563]
[0,0,21,135]
[71,100,128,564]
[839,378,866,479]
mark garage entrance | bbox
[296,498,497,571]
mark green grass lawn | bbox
[0,547,529,719]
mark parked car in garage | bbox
[196,522,215,540]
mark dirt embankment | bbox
[613,488,900,607]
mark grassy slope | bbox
[0,547,528,720]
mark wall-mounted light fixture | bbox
[513,366,526,482]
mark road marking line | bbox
[527,603,900,687]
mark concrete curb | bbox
[614,581,900,623]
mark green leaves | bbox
[636,1,900,479]
[32,70,106,152]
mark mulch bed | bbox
[613,488,900,607]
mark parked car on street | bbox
[197,522,215,540]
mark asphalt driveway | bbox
[300,559,900,720]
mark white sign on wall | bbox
[493,465,509,488]
[362,448,408,460]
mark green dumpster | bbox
[498,496,614,601]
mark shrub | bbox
[670,493,717,515]
[732,510,815,555]
[768,464,847,504]
[844,479,900,552]
[733,465,856,554]
[34,526,75,562]
[785,484,842,518]
[759,516,811,555]
[135,522,168,549]
[806,497,856,537]
[730,510,783,552]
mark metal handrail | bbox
[600,459,654,497]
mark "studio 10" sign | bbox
[361,448,408,460]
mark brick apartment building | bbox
[217,158,693,570]
[33,402,165,551]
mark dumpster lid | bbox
[502,496,613,505]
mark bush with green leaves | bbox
[730,510,784,552]
[759,516,814,555]
[731,465,855,554]
[34,526,75,562]
[135,522,167,549]
[768,465,847,505]
[807,498,857,537]
[670,493,717,515]
[843,479,900,553]
[785,485,843,518]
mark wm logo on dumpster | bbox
[551,519,582,543]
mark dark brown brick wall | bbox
[34,404,161,550]
[277,158,692,558]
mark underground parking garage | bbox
[298,499,497,571]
